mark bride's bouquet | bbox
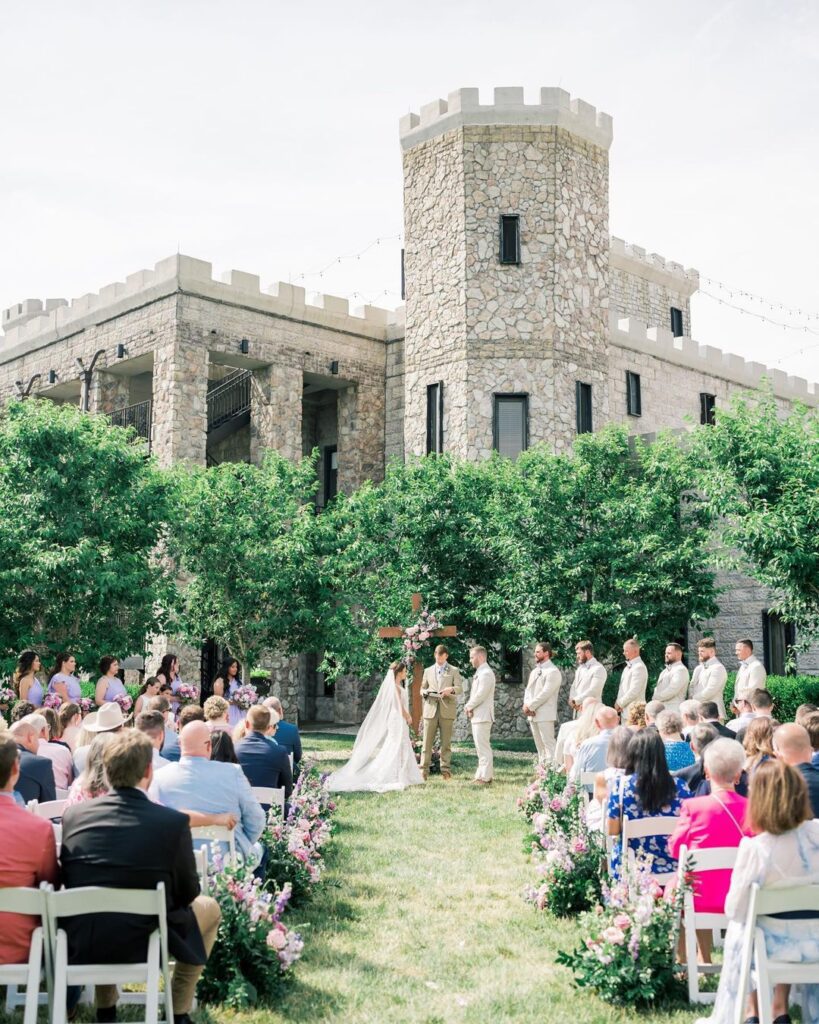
[233,683,260,711]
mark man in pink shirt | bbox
[0,734,59,964]
[668,736,752,963]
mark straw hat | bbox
[84,701,131,732]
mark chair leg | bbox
[23,930,43,1024]
[145,932,160,1024]
[51,932,68,1024]
[754,928,772,1024]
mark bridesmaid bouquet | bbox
[175,683,199,705]
[78,697,94,716]
[0,686,17,707]
[43,693,63,710]
[233,683,259,711]
[113,692,133,714]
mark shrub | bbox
[723,673,819,723]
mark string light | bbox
[698,290,819,339]
[700,277,819,324]
[291,234,403,283]
[344,289,403,305]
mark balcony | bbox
[109,400,152,447]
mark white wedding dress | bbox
[327,670,424,793]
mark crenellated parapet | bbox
[611,314,817,405]
[609,236,699,297]
[0,254,405,362]
[399,86,613,151]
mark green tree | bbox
[693,388,819,649]
[167,451,325,672]
[0,399,172,671]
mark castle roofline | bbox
[610,236,699,296]
[399,87,613,152]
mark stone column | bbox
[87,370,131,417]
[250,362,303,465]
[337,380,385,494]
[151,340,208,467]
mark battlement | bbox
[0,254,405,360]
[610,237,699,296]
[611,314,817,406]
[399,86,613,152]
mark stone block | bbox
[221,269,261,294]
[420,98,447,125]
[447,87,480,113]
[494,86,525,108]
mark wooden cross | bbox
[378,592,458,732]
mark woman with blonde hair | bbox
[626,701,647,730]
[694,760,819,1024]
[743,716,776,777]
[564,700,602,774]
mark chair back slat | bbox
[0,887,47,915]
[756,883,819,916]
[682,846,740,873]
[622,815,678,843]
[48,885,165,919]
[252,786,285,812]
[34,800,67,820]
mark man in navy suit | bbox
[263,696,302,767]
[236,705,293,803]
[9,719,56,803]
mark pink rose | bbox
[602,926,625,946]
[266,927,287,950]
[613,913,631,931]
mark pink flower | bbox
[602,926,625,946]
[613,913,631,931]
[266,926,287,950]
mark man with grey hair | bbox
[644,700,665,727]
[9,719,56,803]
[466,646,495,784]
[679,699,702,739]
[572,706,619,788]
[614,639,647,719]
[673,722,719,794]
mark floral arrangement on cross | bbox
[399,608,442,667]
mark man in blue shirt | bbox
[150,720,265,859]
[572,706,619,791]
[236,705,293,802]
[263,696,302,768]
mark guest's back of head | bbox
[104,731,152,789]
[77,732,118,798]
[644,700,665,725]
[679,699,701,727]
[204,695,229,723]
[747,758,812,835]
[795,703,818,729]
[699,701,720,721]
[178,705,205,729]
[656,709,684,738]
[773,723,812,766]
[179,720,212,757]
[743,716,775,769]
[626,702,646,729]
[264,696,284,717]
[750,688,773,713]
[625,728,675,813]
[803,712,819,754]
[702,737,745,786]
[135,711,165,745]
[210,730,238,763]
[246,705,272,734]
[606,726,632,770]
[689,723,719,758]
[0,733,20,787]
[10,701,35,724]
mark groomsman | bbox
[614,638,647,718]
[652,642,690,712]
[568,641,607,714]
[466,646,495,785]
[522,643,562,763]
[733,638,767,705]
[688,638,728,720]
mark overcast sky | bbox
[2,0,817,381]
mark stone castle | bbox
[2,86,816,731]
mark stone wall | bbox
[384,339,405,462]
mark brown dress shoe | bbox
[442,771,452,780]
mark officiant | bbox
[420,645,462,781]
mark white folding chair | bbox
[288,753,294,772]
[47,883,173,1024]
[734,882,819,1024]
[34,799,68,821]
[252,786,285,814]
[194,846,209,893]
[622,815,679,885]
[55,788,69,800]
[191,824,237,866]
[0,886,51,1024]
[677,844,739,1004]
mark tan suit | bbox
[689,657,728,720]
[652,662,690,711]
[465,662,495,781]
[615,657,648,717]
[420,662,463,774]
[523,659,561,762]
[734,656,767,704]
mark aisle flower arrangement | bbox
[525,828,605,917]
[517,761,572,823]
[198,855,303,1009]
[555,857,687,1007]
[261,759,336,905]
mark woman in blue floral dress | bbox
[606,728,691,878]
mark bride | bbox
[327,661,424,793]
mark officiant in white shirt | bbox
[522,642,562,763]
[614,638,647,720]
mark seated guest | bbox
[571,706,619,789]
[263,696,303,766]
[178,705,205,729]
[644,700,665,728]
[625,701,647,730]
[67,732,117,805]
[58,702,82,752]
[145,695,179,762]
[35,709,74,790]
[9,719,56,803]
[554,696,597,766]
[606,728,690,879]
[203,695,231,732]
[10,701,35,723]
[694,761,819,1024]
[726,695,755,734]
[236,705,294,802]
[136,710,171,770]
[563,700,602,774]
[210,730,239,764]
[678,699,702,741]
[657,709,697,771]
[60,730,222,1024]
[743,716,775,779]
[673,723,718,795]
[698,701,734,738]
[73,702,128,774]
[151,721,264,860]
[587,725,631,831]
[735,688,775,743]
[795,703,818,729]
[773,723,819,818]
[0,734,59,964]
[804,711,819,767]
[669,738,751,963]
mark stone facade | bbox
[1,84,817,728]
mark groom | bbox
[420,645,462,781]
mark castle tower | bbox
[400,87,613,457]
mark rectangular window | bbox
[700,392,716,426]
[576,381,593,434]
[400,248,406,301]
[626,371,642,417]
[499,214,521,265]
[762,610,796,676]
[426,382,444,454]
[670,306,684,337]
[323,445,338,505]
[500,647,523,685]
[493,394,528,458]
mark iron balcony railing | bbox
[207,369,252,431]
[109,400,152,445]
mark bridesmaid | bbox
[48,652,82,703]
[157,654,190,713]
[14,650,44,707]
[212,657,245,729]
[95,656,126,706]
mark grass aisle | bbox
[212,734,695,1024]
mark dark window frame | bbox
[426,381,444,454]
[670,306,684,337]
[626,370,642,417]
[576,381,593,434]
[499,214,521,265]
[323,445,338,506]
[492,393,529,458]
[700,392,716,426]
[762,610,796,676]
